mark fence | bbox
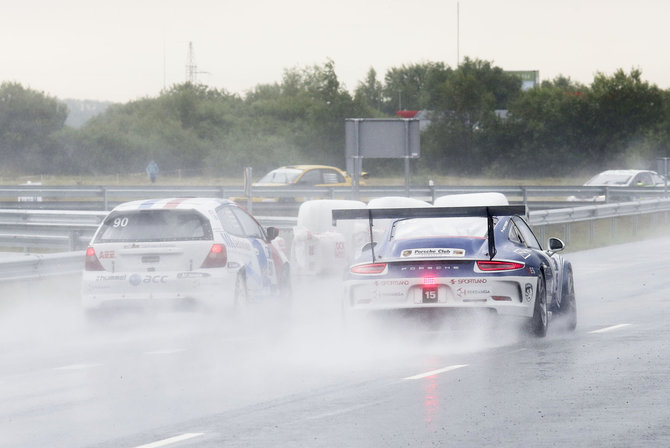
[0,184,668,211]
[1,195,670,253]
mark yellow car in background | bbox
[241,165,365,203]
[256,165,353,187]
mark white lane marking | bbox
[53,363,102,371]
[145,349,186,356]
[304,399,390,421]
[590,323,632,334]
[403,364,468,380]
[133,433,204,448]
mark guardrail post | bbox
[537,225,546,247]
[69,231,78,251]
[102,187,109,211]
[522,187,528,205]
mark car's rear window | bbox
[95,210,213,242]
[392,217,488,239]
[585,173,632,186]
[258,168,302,184]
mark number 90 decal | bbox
[112,217,129,228]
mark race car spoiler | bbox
[332,205,528,261]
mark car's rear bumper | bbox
[81,269,235,310]
[344,275,537,318]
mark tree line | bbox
[0,57,668,180]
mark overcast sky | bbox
[2,0,668,103]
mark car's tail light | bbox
[350,263,387,275]
[84,246,105,271]
[476,260,524,272]
[200,243,228,268]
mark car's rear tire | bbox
[554,266,577,331]
[528,273,548,337]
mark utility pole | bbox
[457,2,460,67]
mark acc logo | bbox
[144,275,168,284]
[129,274,168,286]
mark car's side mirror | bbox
[547,237,565,255]
[266,226,280,241]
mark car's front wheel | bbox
[528,273,548,337]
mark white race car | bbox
[81,197,290,315]
[291,199,367,275]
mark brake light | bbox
[200,243,228,268]
[422,276,437,288]
[350,263,387,275]
[476,260,524,271]
[84,246,105,271]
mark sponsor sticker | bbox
[95,274,127,282]
[177,272,211,279]
[375,280,410,286]
[514,248,532,259]
[524,283,533,302]
[457,287,491,297]
[128,274,168,286]
[129,274,142,286]
[449,278,487,285]
[98,250,115,259]
[401,248,465,258]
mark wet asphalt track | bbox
[2,237,670,447]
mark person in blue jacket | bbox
[146,160,159,183]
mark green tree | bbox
[354,68,384,111]
[382,61,451,114]
[0,82,67,173]
[500,76,594,174]
[422,58,521,173]
[589,68,664,163]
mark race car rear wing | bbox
[332,205,528,261]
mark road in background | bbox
[1,237,670,447]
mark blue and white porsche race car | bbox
[333,203,577,337]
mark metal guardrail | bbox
[0,251,83,282]
[0,208,300,252]
[529,197,670,225]
[0,184,668,211]
[0,210,107,251]
[1,195,669,252]
[1,197,669,281]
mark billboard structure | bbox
[505,70,540,90]
[345,118,420,195]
